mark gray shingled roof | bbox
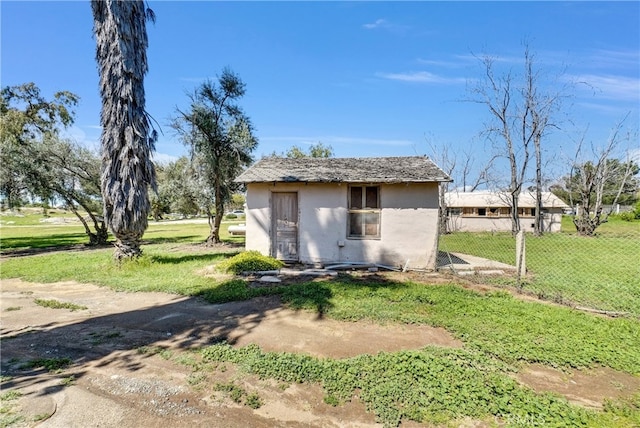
[235,156,452,184]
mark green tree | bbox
[271,142,334,158]
[152,157,200,220]
[172,68,258,244]
[34,137,108,244]
[0,83,107,244]
[92,0,157,260]
[229,193,246,211]
[1,83,78,210]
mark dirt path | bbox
[0,278,459,427]
[1,278,638,427]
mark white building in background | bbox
[445,191,569,233]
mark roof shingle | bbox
[235,156,451,184]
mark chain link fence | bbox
[437,217,640,318]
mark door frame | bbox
[270,191,299,261]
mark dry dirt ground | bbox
[1,277,639,428]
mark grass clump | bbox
[213,382,263,409]
[216,250,283,274]
[60,375,76,387]
[0,391,21,402]
[22,357,72,372]
[34,298,87,311]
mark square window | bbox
[348,185,380,238]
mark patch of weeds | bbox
[19,291,33,296]
[0,376,12,383]
[0,391,21,402]
[4,307,21,312]
[323,395,339,406]
[187,372,207,387]
[245,392,263,409]
[600,393,640,426]
[202,343,597,427]
[60,375,75,387]
[137,345,165,356]
[216,250,284,274]
[214,382,245,404]
[33,413,50,422]
[136,345,173,362]
[0,413,24,427]
[174,352,200,368]
[22,357,71,372]
[34,298,87,311]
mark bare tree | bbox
[522,47,565,235]
[425,137,496,233]
[566,115,638,236]
[468,45,565,235]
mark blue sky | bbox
[2,1,638,183]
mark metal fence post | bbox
[516,230,526,289]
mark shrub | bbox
[225,213,237,220]
[217,251,284,274]
[618,211,636,222]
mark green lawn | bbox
[439,216,640,316]
[1,216,639,426]
[1,210,245,252]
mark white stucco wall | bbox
[448,211,564,233]
[244,182,441,270]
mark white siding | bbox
[244,181,441,270]
[448,210,564,233]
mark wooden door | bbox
[272,192,298,261]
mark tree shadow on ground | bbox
[0,292,280,397]
[0,271,412,403]
[0,242,112,258]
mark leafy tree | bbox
[172,68,258,244]
[92,0,157,259]
[229,193,246,211]
[151,157,200,220]
[288,142,334,158]
[149,161,171,221]
[1,83,107,244]
[270,142,335,158]
[33,137,108,244]
[1,83,78,210]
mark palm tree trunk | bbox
[92,0,156,260]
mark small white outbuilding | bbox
[235,156,451,270]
